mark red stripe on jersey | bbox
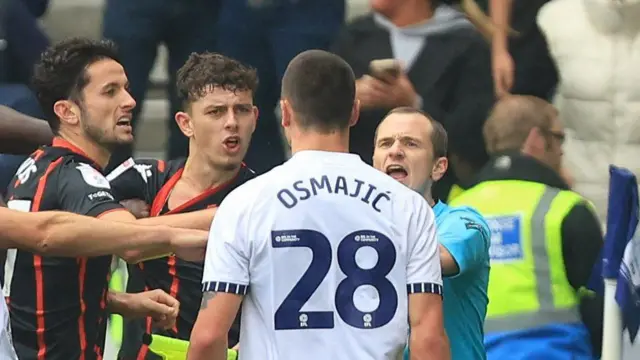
[77,258,88,360]
[150,169,183,217]
[32,157,64,360]
[136,286,153,360]
[167,255,180,334]
[157,160,166,173]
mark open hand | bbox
[122,289,180,329]
[169,228,209,262]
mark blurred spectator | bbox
[485,0,557,99]
[538,0,640,223]
[216,0,345,174]
[451,95,603,359]
[0,0,50,192]
[332,0,494,200]
[102,0,220,167]
[1,0,50,84]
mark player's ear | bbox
[522,127,544,155]
[349,99,360,128]
[175,111,194,138]
[280,99,291,129]
[250,105,259,134]
[431,156,448,182]
[54,100,80,127]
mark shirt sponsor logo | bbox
[88,190,115,202]
[486,215,523,262]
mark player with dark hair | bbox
[107,51,258,359]
[0,207,210,359]
[5,38,216,360]
[189,50,449,360]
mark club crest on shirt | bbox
[76,163,111,189]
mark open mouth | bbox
[385,164,408,181]
[223,136,241,152]
[116,117,132,128]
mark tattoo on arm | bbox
[200,292,217,310]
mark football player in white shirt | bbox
[188,49,449,360]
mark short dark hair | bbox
[379,107,448,158]
[176,52,258,110]
[281,50,356,133]
[31,38,120,134]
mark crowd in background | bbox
[1,0,640,358]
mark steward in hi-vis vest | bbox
[451,152,603,360]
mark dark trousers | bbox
[102,0,219,169]
[216,0,344,174]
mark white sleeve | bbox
[202,190,250,296]
[406,197,443,296]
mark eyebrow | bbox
[101,81,128,90]
[377,135,421,143]
[203,103,252,110]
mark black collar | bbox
[470,152,569,190]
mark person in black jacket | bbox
[332,0,494,200]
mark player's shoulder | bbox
[60,160,112,190]
[444,205,488,226]
[107,157,181,183]
[439,204,490,239]
[7,147,76,194]
[219,167,275,209]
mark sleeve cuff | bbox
[407,282,443,296]
[202,281,249,295]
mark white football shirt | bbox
[202,151,442,360]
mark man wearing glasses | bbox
[450,95,604,359]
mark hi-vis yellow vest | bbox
[450,180,583,333]
[447,184,465,203]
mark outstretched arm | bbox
[438,209,491,277]
[0,105,52,154]
[0,206,206,257]
[99,207,217,263]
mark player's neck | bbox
[56,131,110,169]
[290,132,350,155]
[181,152,239,192]
[425,193,436,207]
[382,2,434,27]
